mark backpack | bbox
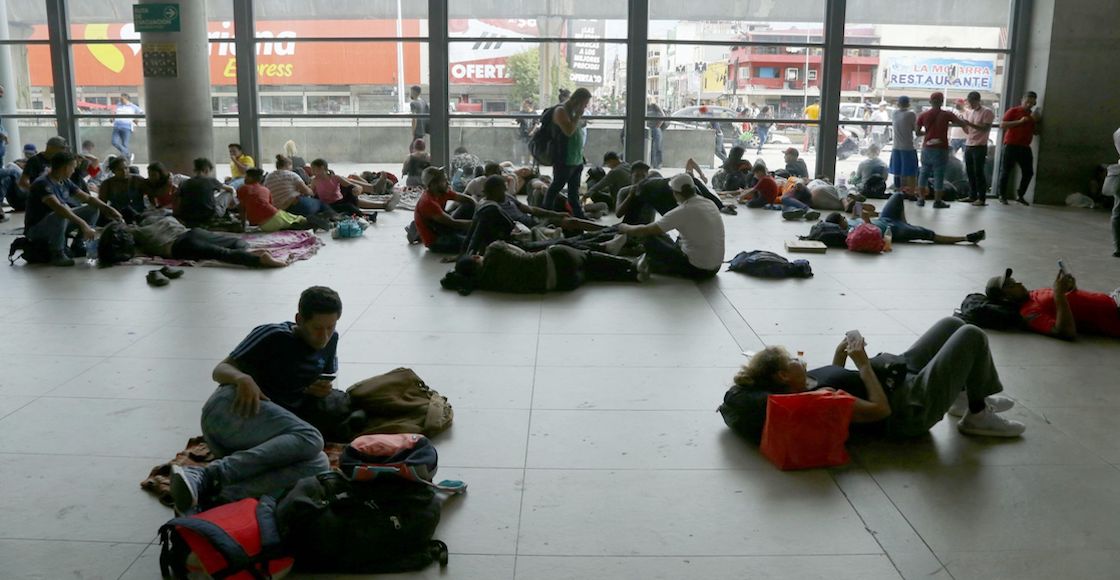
[727,250,813,279]
[276,471,450,574]
[955,293,1023,330]
[346,367,454,436]
[862,174,887,198]
[528,105,559,167]
[341,433,467,494]
[8,236,51,265]
[158,497,294,580]
[801,221,849,248]
[846,223,885,253]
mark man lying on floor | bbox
[984,268,1120,340]
[824,192,985,246]
[616,161,738,225]
[168,286,364,515]
[97,212,287,268]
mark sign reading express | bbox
[885,58,994,91]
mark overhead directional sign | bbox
[133,3,181,33]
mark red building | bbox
[728,27,880,113]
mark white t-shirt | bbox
[464,175,487,200]
[892,109,917,151]
[655,196,726,271]
[871,110,889,134]
[263,169,305,210]
[963,106,995,146]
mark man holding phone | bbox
[984,266,1120,340]
[169,286,351,515]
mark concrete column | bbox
[1016,0,1120,204]
[140,0,213,174]
[624,0,649,164]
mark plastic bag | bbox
[760,390,856,470]
[846,222,885,254]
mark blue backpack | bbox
[727,250,813,279]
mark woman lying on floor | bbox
[97,214,287,269]
[439,240,649,295]
[825,192,986,245]
[719,317,1025,440]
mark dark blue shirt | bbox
[229,322,339,409]
[26,174,82,228]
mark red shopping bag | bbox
[760,391,856,470]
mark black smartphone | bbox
[318,374,336,382]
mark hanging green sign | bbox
[133,3,181,33]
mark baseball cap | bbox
[985,268,1014,301]
[930,92,945,102]
[669,173,694,193]
[23,143,37,154]
[420,166,447,188]
[897,95,911,106]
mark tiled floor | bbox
[1,194,1118,580]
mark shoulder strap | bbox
[161,516,264,580]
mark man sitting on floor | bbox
[584,151,632,210]
[616,161,737,225]
[617,173,725,280]
[411,166,475,253]
[25,151,122,266]
[169,286,355,514]
[985,268,1120,340]
[176,157,236,228]
[236,168,328,232]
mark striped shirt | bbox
[263,169,305,210]
[229,322,339,408]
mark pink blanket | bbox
[123,230,325,268]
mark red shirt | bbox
[414,189,452,247]
[916,108,959,149]
[236,183,279,225]
[1002,106,1036,146]
[1020,288,1120,337]
[755,176,780,204]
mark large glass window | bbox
[2,1,53,166]
[834,1,1011,185]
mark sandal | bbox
[146,271,170,287]
[159,266,185,279]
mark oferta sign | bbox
[132,4,181,33]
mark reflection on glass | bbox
[448,41,626,116]
[1,44,52,114]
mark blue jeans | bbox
[1111,196,1120,254]
[755,126,769,153]
[878,192,934,242]
[111,126,132,158]
[918,148,949,192]
[0,167,19,205]
[26,205,100,257]
[201,385,330,502]
[287,195,333,217]
[544,163,585,218]
[781,196,810,211]
[650,128,663,169]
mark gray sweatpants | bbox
[886,317,1005,437]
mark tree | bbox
[506,48,576,107]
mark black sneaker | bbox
[1016,197,1030,206]
[170,465,212,515]
[719,205,738,215]
[933,201,950,209]
[966,230,986,244]
[781,208,807,221]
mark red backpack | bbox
[158,497,294,579]
[846,223,885,253]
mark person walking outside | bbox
[111,93,143,162]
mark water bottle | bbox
[85,238,98,266]
[883,228,893,252]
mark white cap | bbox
[669,173,693,192]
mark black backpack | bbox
[727,250,813,278]
[8,237,51,265]
[528,105,559,167]
[862,174,888,198]
[955,293,1022,330]
[276,471,449,574]
[801,222,849,248]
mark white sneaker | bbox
[635,254,651,282]
[947,392,1015,417]
[958,407,1026,437]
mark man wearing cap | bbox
[412,166,475,254]
[986,268,1120,340]
[783,148,809,178]
[915,92,975,208]
[890,96,918,194]
[961,91,996,206]
[11,136,69,212]
[997,91,1041,205]
[616,173,725,280]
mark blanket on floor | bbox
[140,436,346,508]
[122,229,324,267]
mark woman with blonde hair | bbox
[283,140,310,183]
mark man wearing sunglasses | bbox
[985,267,1120,340]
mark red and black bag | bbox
[341,433,467,493]
[158,497,293,579]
